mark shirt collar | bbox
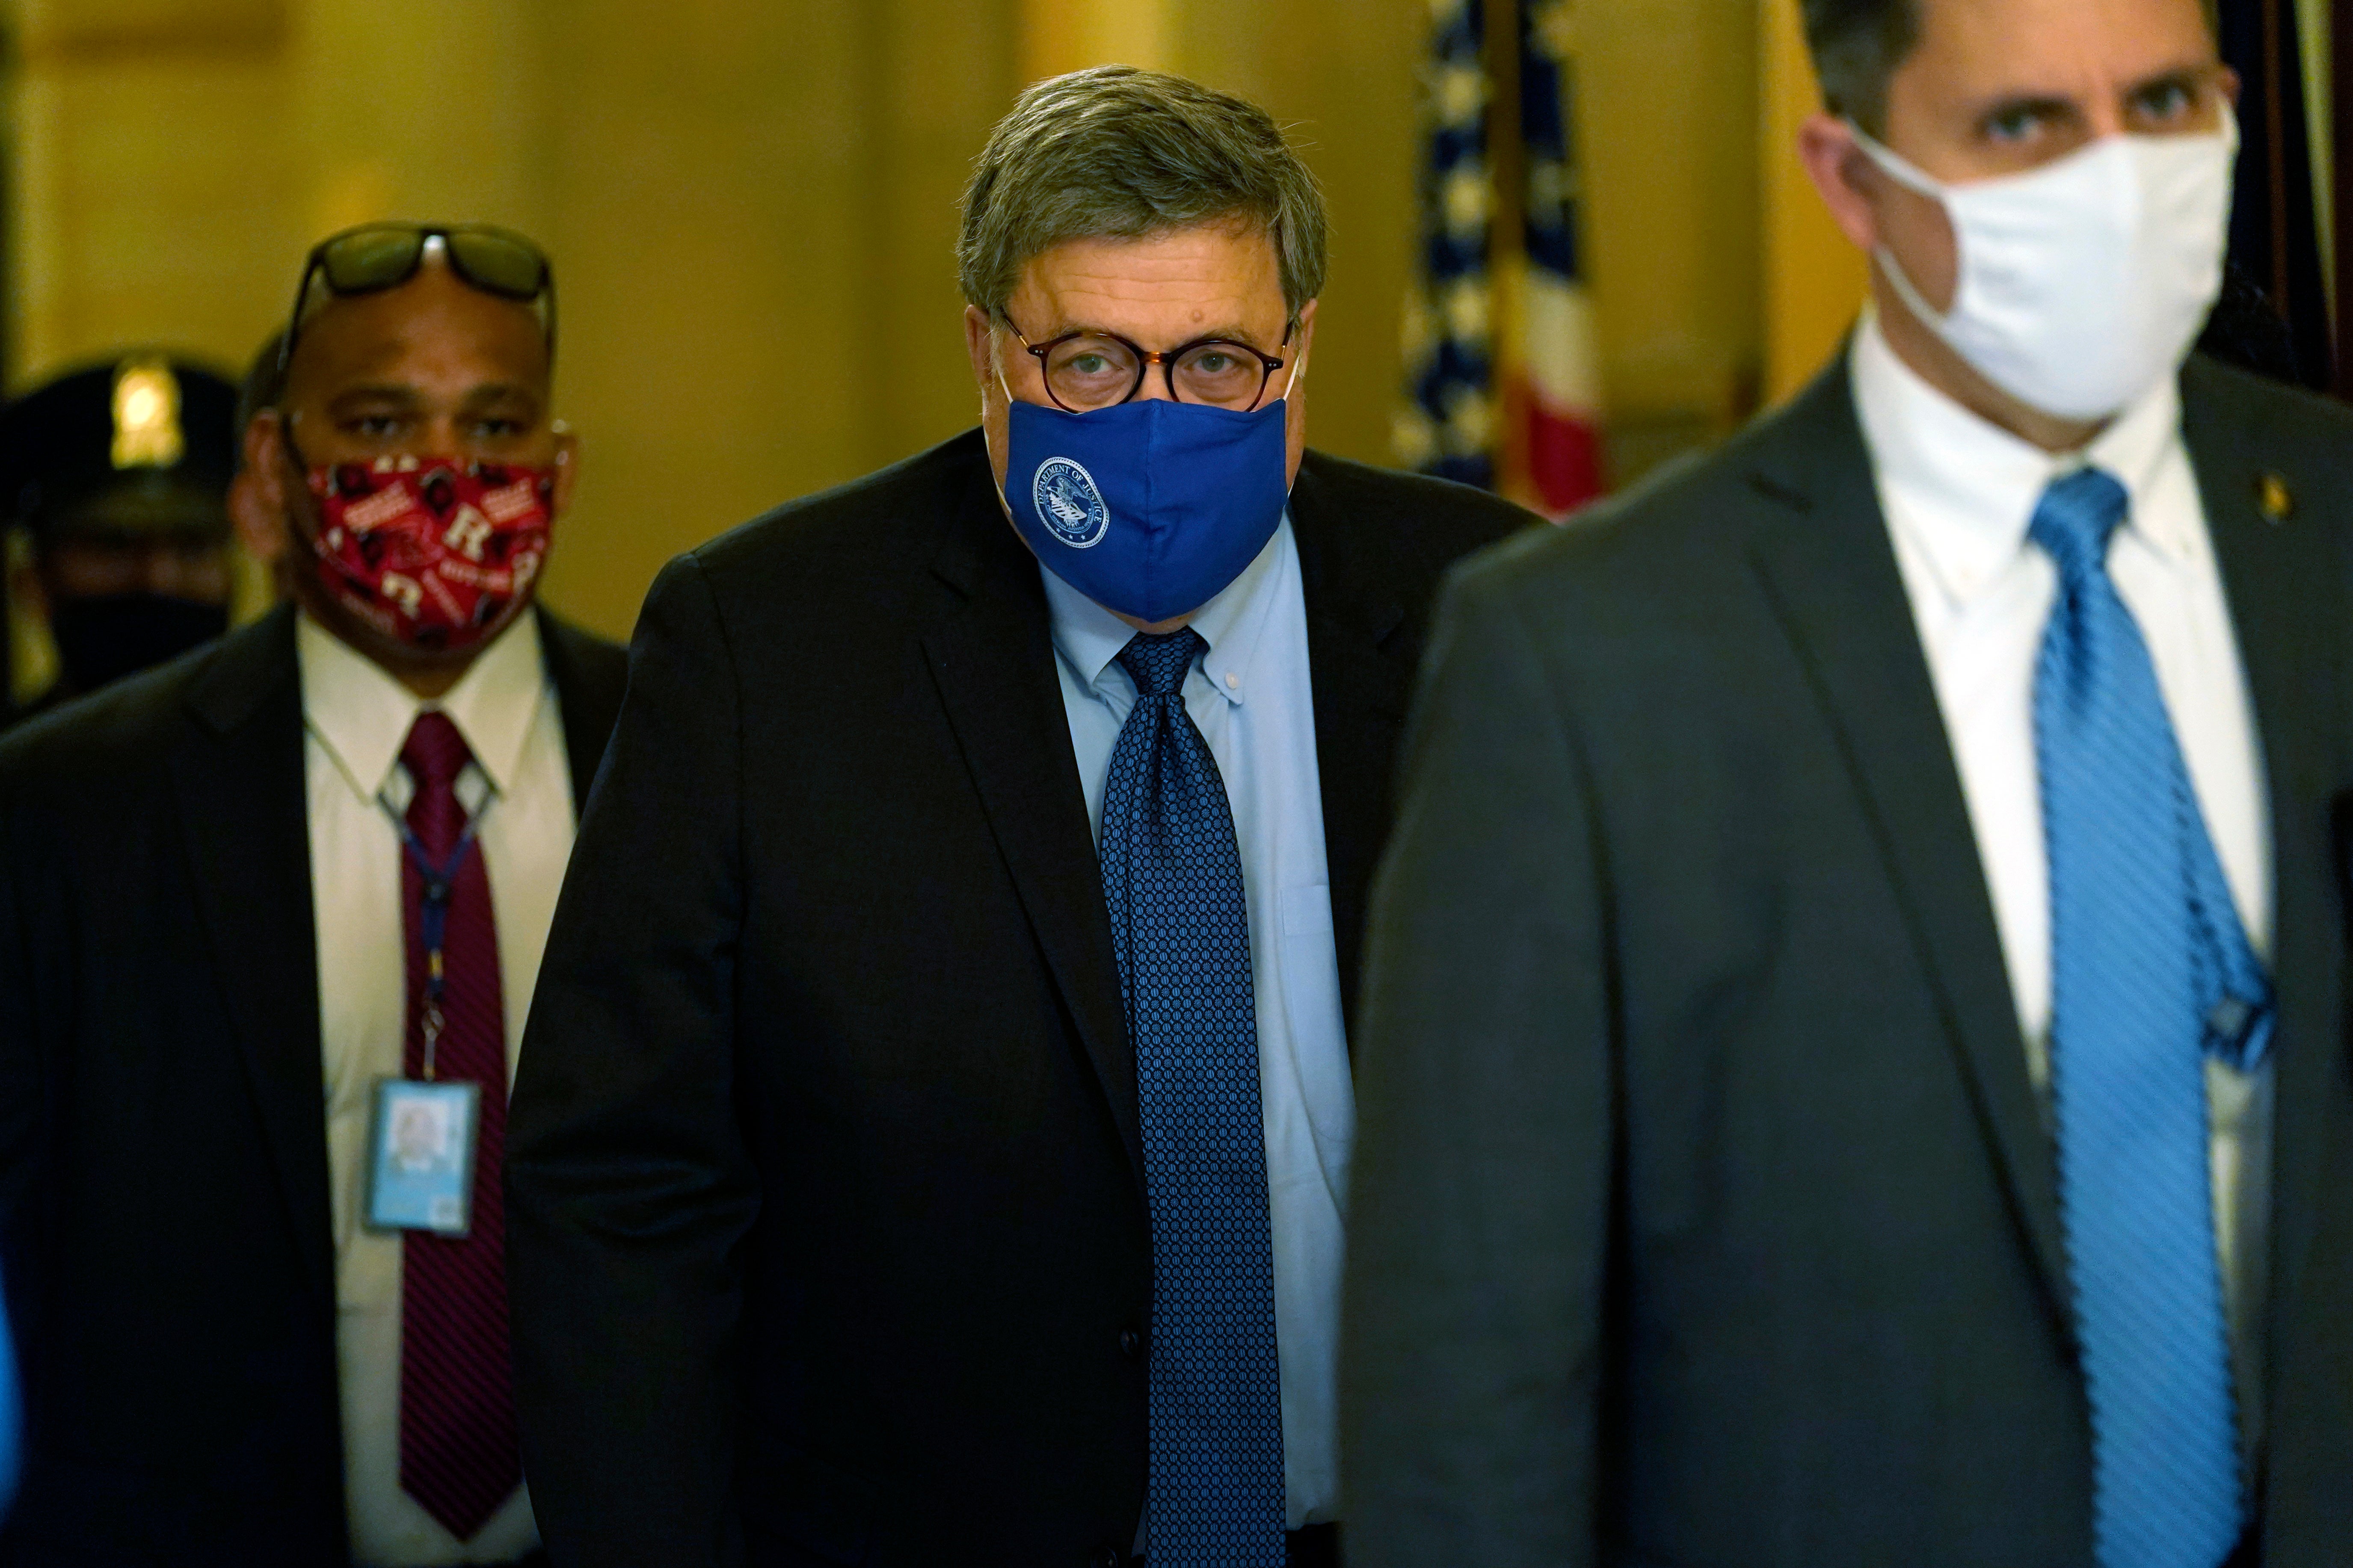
[1850,307,2191,606]
[297,609,550,803]
[1041,514,1292,707]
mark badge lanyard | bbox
[375,791,492,1083]
[364,778,496,1237]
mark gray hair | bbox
[957,65,1328,324]
[1799,0,1919,136]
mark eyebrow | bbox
[1967,91,2079,127]
[2123,65,2211,101]
[326,384,425,411]
[457,382,544,408]
[1967,59,2217,127]
[323,381,543,411]
[1046,320,1280,351]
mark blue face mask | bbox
[1002,393,1290,624]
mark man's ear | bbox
[965,305,999,402]
[1796,112,1884,255]
[234,411,292,565]
[960,303,1007,420]
[549,421,581,517]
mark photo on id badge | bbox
[365,1077,480,1237]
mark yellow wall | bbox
[7,0,1775,641]
[10,0,1437,640]
[9,0,2327,645]
[1577,0,1762,443]
[1039,0,1770,479]
[8,0,1031,640]
[1021,0,1174,82]
[532,1,1026,635]
[1142,0,1428,499]
[8,0,297,386]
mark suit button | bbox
[1119,1326,1143,1361]
[1090,1548,1122,1568]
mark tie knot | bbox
[1117,628,1206,699]
[2028,466,2131,586]
[400,710,474,799]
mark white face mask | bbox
[1853,115,2236,421]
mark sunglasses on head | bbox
[279,222,556,369]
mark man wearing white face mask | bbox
[1340,0,2353,1565]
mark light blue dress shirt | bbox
[1042,517,1354,1532]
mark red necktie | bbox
[396,711,521,1541]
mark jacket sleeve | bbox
[506,551,759,1568]
[1340,560,1615,1568]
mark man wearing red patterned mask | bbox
[0,224,627,1567]
[248,225,575,687]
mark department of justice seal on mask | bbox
[1031,457,1110,548]
[1003,393,1290,623]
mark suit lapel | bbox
[1744,365,2075,1329]
[2179,360,2353,1406]
[920,465,1144,1189]
[1289,458,1412,1046]
[171,606,335,1308]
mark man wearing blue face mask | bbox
[504,65,1529,1568]
[1342,0,2353,1565]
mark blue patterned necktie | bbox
[1099,628,1286,1568]
[2032,467,2267,1568]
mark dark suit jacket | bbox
[1341,355,2353,1567]
[504,429,1526,1567]
[0,604,627,1567]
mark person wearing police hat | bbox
[2,353,240,726]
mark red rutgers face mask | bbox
[306,456,555,652]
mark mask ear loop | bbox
[1276,314,1310,404]
[993,327,1016,406]
[274,422,345,577]
[1844,121,1964,333]
[988,326,1024,517]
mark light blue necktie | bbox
[1099,628,1286,1568]
[2032,467,2268,1568]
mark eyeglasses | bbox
[279,223,555,369]
[1002,315,1295,413]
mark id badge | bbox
[364,1077,481,1237]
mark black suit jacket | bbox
[504,429,1527,1567]
[0,604,627,1567]
[1341,355,2353,1566]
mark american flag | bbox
[1399,0,1604,518]
[1511,0,1603,513]
[1395,0,1494,489]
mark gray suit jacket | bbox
[1340,354,2353,1567]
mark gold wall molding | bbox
[12,0,287,64]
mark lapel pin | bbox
[2255,472,2294,524]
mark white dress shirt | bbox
[1043,519,1354,1533]
[300,611,577,1565]
[1851,311,2275,1444]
